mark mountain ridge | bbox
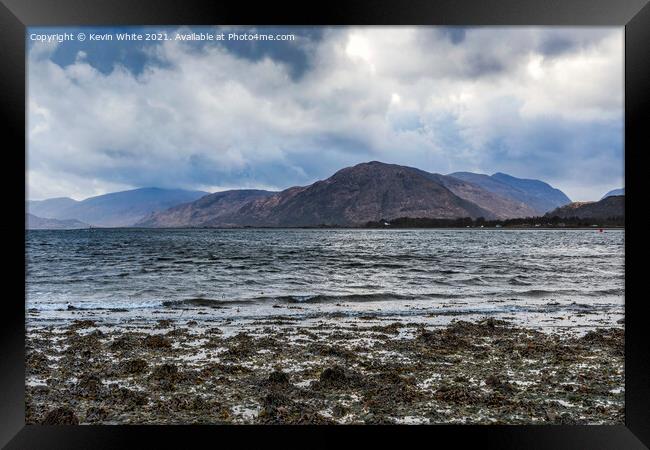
[30,163,574,228]
[26,213,90,230]
[601,188,624,200]
[28,187,208,227]
[136,161,569,228]
[136,189,276,227]
[448,172,571,214]
[545,195,624,220]
[226,161,495,227]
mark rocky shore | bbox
[26,315,624,425]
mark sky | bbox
[27,26,624,202]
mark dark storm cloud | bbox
[438,27,467,44]
[29,27,168,76]
[462,53,506,78]
[538,35,575,56]
[535,28,615,57]
[31,26,321,79]
[218,27,324,80]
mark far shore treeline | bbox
[212,215,624,229]
[363,216,625,229]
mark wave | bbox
[162,298,252,308]
[511,288,624,298]
[508,276,532,286]
[28,301,158,312]
[27,287,623,312]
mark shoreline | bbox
[26,313,624,425]
[27,226,625,231]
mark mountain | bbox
[28,197,79,219]
[448,172,571,214]
[26,213,89,230]
[545,195,624,220]
[418,171,538,219]
[232,162,498,226]
[136,190,276,227]
[138,161,546,228]
[601,188,624,200]
[27,188,208,227]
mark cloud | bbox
[28,26,623,201]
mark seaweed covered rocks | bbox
[25,316,624,425]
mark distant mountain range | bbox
[26,213,89,230]
[26,162,577,229]
[136,189,276,228]
[601,188,624,200]
[27,187,208,227]
[448,172,571,215]
[137,161,571,228]
[545,195,624,220]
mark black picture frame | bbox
[1,0,647,448]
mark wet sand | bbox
[25,313,624,425]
